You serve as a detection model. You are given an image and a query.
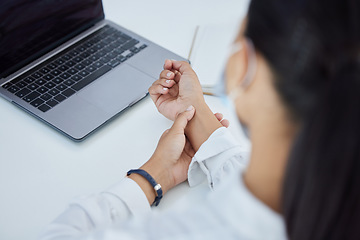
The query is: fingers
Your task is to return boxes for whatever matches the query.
[163,59,173,70]
[220,119,230,128]
[214,113,223,121]
[163,59,193,75]
[160,70,175,80]
[149,84,170,97]
[170,106,195,134]
[214,113,230,128]
[148,77,176,98]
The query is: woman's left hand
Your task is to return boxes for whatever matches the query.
[140,106,196,195]
[143,110,230,193]
[129,108,229,204]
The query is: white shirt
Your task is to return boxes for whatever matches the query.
[40,127,287,240]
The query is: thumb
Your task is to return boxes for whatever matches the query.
[170,106,195,134]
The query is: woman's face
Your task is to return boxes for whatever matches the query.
[224,31,292,136]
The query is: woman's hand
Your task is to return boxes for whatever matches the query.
[129,108,229,205]
[132,106,196,205]
[143,110,230,194]
[149,60,205,121]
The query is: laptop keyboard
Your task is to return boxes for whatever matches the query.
[2,25,147,113]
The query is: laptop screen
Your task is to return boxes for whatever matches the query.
[0,0,104,78]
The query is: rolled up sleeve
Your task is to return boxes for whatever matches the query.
[188,127,249,190]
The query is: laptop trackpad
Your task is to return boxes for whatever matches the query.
[77,64,152,114]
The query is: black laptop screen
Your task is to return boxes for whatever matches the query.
[0,0,104,78]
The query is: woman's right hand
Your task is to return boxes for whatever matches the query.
[148,60,205,121]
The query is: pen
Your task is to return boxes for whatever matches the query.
[202,85,217,96]
[188,26,199,61]
[187,26,219,97]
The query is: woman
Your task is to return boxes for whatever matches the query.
[41,0,360,239]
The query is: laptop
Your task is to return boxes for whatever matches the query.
[0,0,186,141]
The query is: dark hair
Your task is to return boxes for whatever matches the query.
[245,0,360,239]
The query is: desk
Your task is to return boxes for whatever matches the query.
[0,1,248,239]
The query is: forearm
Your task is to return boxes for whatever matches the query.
[185,101,223,152]
[40,178,151,240]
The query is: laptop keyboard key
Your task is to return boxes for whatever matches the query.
[72,65,111,91]
[54,94,66,103]
[117,55,127,62]
[64,80,75,86]
[38,104,51,112]
[79,70,90,77]
[35,79,46,85]
[120,33,131,40]
[46,99,59,107]
[40,93,52,101]
[80,52,90,58]
[23,92,40,102]
[59,65,69,71]
[71,75,82,81]
[49,89,60,96]
[15,88,31,98]
[62,54,72,61]
[51,69,62,76]
[44,82,56,89]
[40,68,50,74]
[126,52,134,58]
[31,72,43,79]
[76,45,87,52]
[90,55,99,61]
[95,50,106,58]
[2,82,12,89]
[44,74,54,81]
[30,98,44,108]
[73,56,83,63]
[56,84,67,91]
[8,86,20,93]
[121,39,139,51]
[68,50,80,57]
[86,66,96,72]
[92,61,104,68]
[24,77,35,83]
[28,83,39,90]
[75,64,86,70]
[53,78,64,84]
[60,72,71,79]
[55,59,65,65]
[67,68,78,75]
[109,60,120,67]
[47,63,58,69]
[37,86,48,94]
[130,47,140,53]
[62,88,75,97]
[16,81,28,88]
[66,60,76,67]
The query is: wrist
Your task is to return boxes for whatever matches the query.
[185,101,223,151]
[140,159,173,194]
[127,159,173,205]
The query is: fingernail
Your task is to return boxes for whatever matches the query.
[166,72,172,77]
[166,80,171,83]
[186,105,194,111]
[163,87,168,91]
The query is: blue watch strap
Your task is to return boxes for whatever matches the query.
[127,169,163,206]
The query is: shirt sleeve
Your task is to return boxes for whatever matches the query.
[188,127,250,190]
[39,177,151,240]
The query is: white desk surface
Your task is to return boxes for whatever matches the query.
[0,1,249,239]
